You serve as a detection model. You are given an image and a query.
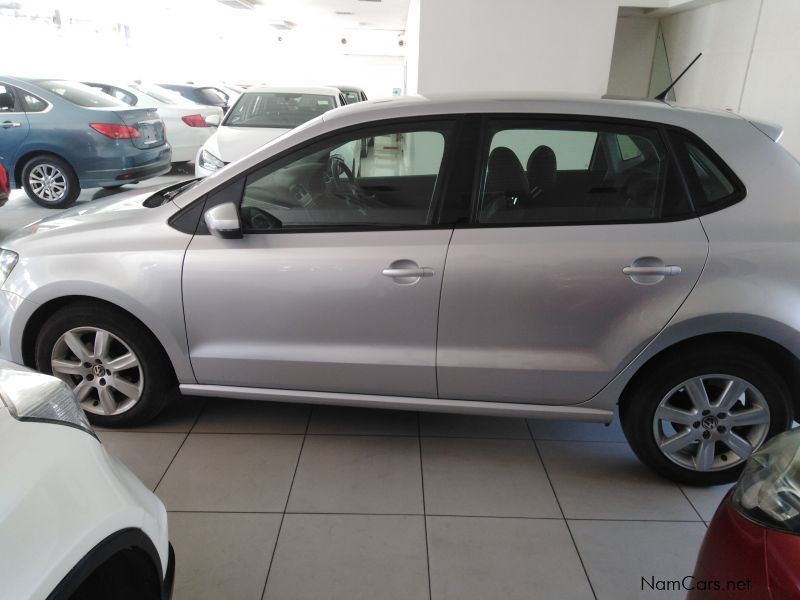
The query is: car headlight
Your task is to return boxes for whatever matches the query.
[732,428,800,533]
[0,368,96,438]
[199,149,224,172]
[0,249,18,284]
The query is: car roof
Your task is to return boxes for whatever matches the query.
[245,85,343,96]
[320,92,744,130]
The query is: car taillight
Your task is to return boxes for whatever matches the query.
[733,428,800,533]
[90,123,141,139]
[181,114,209,127]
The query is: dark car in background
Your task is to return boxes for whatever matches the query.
[157,83,232,113]
[0,77,171,208]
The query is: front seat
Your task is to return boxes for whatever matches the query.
[482,147,529,221]
[526,145,557,201]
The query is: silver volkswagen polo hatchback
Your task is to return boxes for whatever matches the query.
[1,95,797,485]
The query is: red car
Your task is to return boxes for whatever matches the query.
[0,162,8,206]
[690,429,800,599]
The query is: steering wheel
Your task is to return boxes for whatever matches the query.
[326,155,360,198]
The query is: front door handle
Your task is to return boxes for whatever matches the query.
[381,268,434,278]
[1,121,21,129]
[382,259,434,285]
[622,266,682,277]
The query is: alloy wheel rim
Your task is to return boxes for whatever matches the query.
[50,327,144,416]
[653,373,770,472]
[29,164,67,203]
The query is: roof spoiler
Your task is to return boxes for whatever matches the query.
[748,118,784,142]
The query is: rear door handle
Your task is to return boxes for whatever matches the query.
[622,266,682,277]
[382,268,434,278]
[1,121,22,129]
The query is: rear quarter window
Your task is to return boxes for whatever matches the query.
[671,132,744,213]
[34,80,126,108]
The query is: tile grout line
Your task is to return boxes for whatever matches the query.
[162,509,704,523]
[259,405,312,600]
[677,485,706,523]
[418,413,433,600]
[526,420,598,600]
[150,398,208,493]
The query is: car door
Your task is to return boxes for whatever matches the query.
[436,117,709,405]
[182,120,456,398]
[0,83,30,172]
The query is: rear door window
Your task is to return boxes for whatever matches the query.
[478,119,693,225]
[0,83,23,112]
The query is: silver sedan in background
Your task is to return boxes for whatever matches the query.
[0,94,798,486]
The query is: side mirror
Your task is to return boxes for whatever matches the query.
[205,114,221,128]
[204,202,242,239]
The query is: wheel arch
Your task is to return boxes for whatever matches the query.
[620,331,800,420]
[46,528,164,600]
[22,295,178,387]
[13,150,78,189]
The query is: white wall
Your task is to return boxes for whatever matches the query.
[658,0,800,158]
[415,0,622,96]
[660,0,761,110]
[606,17,659,97]
[739,0,800,159]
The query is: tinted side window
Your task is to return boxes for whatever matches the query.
[0,84,22,112]
[240,125,451,230]
[478,121,692,225]
[673,134,741,211]
[20,90,48,112]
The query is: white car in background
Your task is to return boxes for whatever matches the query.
[0,360,174,600]
[83,80,223,164]
[195,85,344,176]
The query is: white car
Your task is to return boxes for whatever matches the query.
[0,360,174,599]
[195,85,344,177]
[83,80,224,164]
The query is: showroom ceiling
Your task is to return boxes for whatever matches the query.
[216,0,410,31]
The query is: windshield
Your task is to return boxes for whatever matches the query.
[130,83,182,105]
[223,92,337,129]
[34,80,126,108]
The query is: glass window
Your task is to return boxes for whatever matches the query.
[479,122,691,225]
[240,127,449,230]
[130,83,181,105]
[0,84,22,112]
[224,92,338,129]
[33,80,126,108]
[20,91,47,112]
[617,134,643,161]
[196,87,228,105]
[684,140,737,208]
[342,91,361,104]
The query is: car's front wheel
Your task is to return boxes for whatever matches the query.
[620,346,792,486]
[21,155,80,209]
[35,304,171,427]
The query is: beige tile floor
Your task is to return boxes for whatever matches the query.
[97,396,730,600]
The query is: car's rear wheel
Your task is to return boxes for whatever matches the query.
[35,304,171,427]
[22,155,80,209]
[620,346,792,486]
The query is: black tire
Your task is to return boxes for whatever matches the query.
[21,154,80,209]
[620,345,792,486]
[35,303,173,428]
